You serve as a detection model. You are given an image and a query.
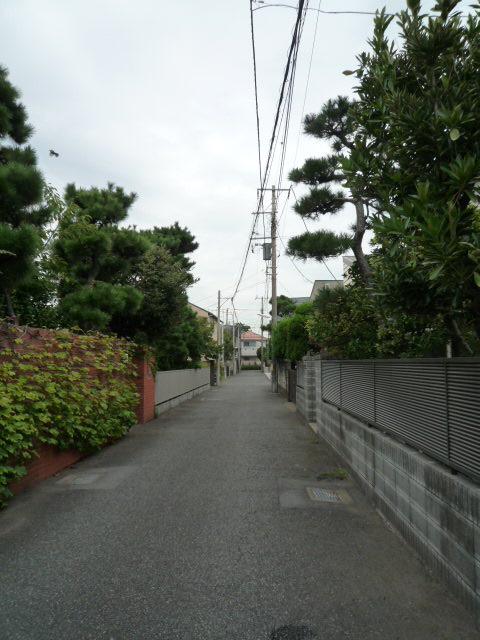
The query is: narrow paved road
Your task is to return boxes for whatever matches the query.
[1,372,477,639]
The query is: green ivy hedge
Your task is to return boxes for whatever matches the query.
[0,327,139,505]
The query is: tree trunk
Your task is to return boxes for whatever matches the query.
[446,316,474,357]
[4,289,18,324]
[352,200,372,284]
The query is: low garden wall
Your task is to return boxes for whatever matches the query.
[293,355,480,620]
[0,324,152,504]
[155,367,211,415]
[295,356,319,425]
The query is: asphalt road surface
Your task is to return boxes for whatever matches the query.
[0,372,477,639]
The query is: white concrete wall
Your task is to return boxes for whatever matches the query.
[155,368,210,415]
[241,343,260,357]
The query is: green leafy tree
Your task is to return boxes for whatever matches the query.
[53,183,147,331]
[275,294,296,318]
[0,66,52,320]
[271,302,313,362]
[139,222,198,283]
[307,286,377,359]
[263,295,296,333]
[111,244,192,346]
[223,330,234,361]
[345,0,480,352]
[288,97,372,282]
[155,306,218,370]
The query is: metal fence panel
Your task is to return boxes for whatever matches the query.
[447,361,480,479]
[322,361,341,406]
[319,358,480,481]
[374,361,449,462]
[340,360,375,423]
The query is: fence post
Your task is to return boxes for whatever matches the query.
[134,356,155,424]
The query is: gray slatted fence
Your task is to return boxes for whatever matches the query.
[321,359,480,481]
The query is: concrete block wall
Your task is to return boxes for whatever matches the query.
[155,368,211,416]
[295,357,317,424]
[317,399,480,618]
[276,360,289,398]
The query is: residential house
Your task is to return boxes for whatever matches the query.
[342,255,355,285]
[240,331,266,366]
[189,302,220,343]
[308,278,342,302]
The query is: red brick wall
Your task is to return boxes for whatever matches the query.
[0,325,154,424]
[1,324,155,497]
[9,445,84,495]
[135,358,155,423]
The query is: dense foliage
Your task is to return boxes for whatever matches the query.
[271,302,313,362]
[0,327,138,505]
[0,66,52,320]
[282,1,480,360]
[0,65,216,371]
[343,0,480,354]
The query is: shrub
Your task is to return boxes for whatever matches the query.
[0,326,139,505]
[271,302,314,362]
[307,286,377,359]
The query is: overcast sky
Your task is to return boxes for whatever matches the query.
[1,0,455,331]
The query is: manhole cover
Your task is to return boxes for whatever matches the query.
[306,487,343,503]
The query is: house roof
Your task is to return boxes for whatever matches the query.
[309,279,342,301]
[189,302,218,322]
[241,331,265,341]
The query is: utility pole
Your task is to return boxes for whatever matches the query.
[238,317,242,373]
[260,296,265,373]
[271,184,278,392]
[217,290,221,385]
[232,311,236,375]
[225,308,229,377]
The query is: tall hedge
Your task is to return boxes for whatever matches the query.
[0,326,139,505]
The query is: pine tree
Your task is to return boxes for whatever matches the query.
[287,97,371,282]
[54,183,147,330]
[0,66,50,320]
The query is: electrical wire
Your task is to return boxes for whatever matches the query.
[250,0,263,188]
[231,0,307,301]
[290,187,341,282]
[276,6,307,191]
[293,0,322,167]
[252,3,381,16]
[279,235,313,283]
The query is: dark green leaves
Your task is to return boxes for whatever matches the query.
[287,230,352,261]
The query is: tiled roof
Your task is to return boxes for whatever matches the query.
[241,331,264,341]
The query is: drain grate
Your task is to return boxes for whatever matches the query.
[306,487,343,503]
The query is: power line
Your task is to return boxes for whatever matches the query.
[252,3,380,16]
[231,0,307,301]
[262,0,308,190]
[288,186,341,283]
[279,234,314,283]
[250,0,263,188]
[293,0,322,166]
[279,2,320,236]
[276,4,308,191]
